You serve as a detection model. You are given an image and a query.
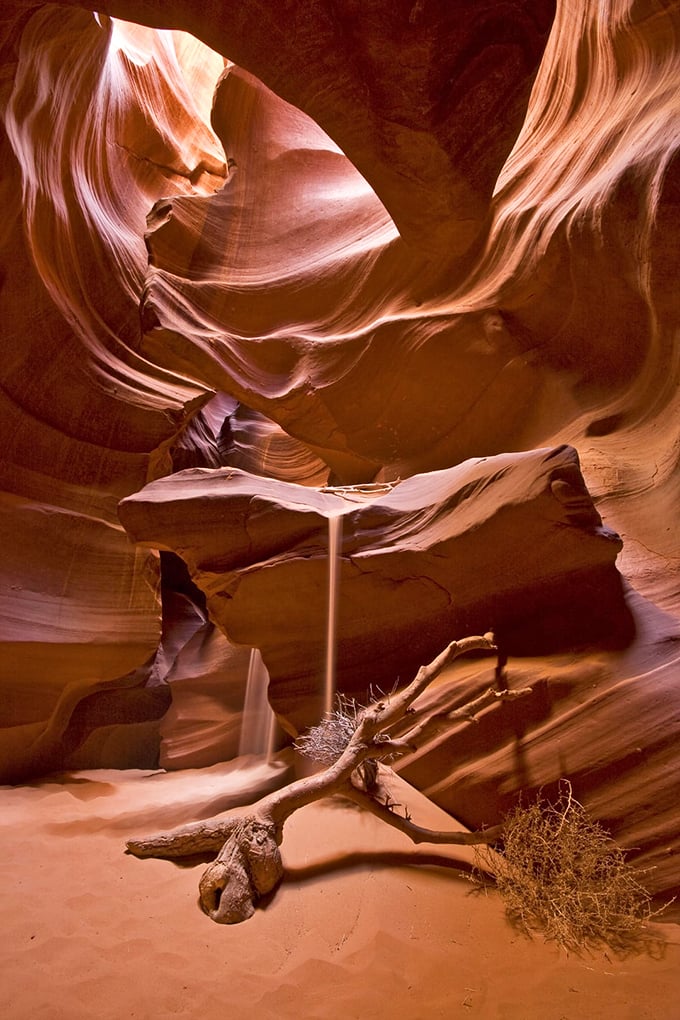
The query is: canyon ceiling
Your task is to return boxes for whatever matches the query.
[1,1,679,900]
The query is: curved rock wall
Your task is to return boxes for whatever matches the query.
[0,0,678,898]
[0,7,221,777]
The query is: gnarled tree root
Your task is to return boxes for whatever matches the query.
[198,816,283,923]
[127,814,284,924]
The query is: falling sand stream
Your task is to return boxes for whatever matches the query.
[320,482,397,720]
[236,483,397,757]
[324,512,343,717]
[239,647,278,760]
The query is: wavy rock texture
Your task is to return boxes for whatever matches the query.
[0,8,222,778]
[0,0,679,901]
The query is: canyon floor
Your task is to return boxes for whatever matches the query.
[2,761,678,1020]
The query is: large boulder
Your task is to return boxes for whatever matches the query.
[119,444,632,732]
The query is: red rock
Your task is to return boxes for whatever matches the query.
[0,0,678,906]
[119,445,632,732]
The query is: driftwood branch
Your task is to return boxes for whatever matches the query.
[399,683,534,746]
[126,634,530,924]
[344,764,503,846]
[126,819,238,859]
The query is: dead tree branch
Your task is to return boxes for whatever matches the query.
[126,633,530,923]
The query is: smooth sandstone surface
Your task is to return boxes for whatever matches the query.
[0,0,679,977]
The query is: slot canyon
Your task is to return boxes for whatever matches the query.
[1,1,679,1016]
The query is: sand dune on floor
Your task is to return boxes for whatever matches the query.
[1,766,678,1020]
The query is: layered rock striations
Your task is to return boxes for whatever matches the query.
[0,0,679,899]
[0,8,223,778]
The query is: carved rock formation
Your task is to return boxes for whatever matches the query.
[0,0,678,900]
[119,444,631,732]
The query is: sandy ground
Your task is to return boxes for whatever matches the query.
[1,762,678,1020]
